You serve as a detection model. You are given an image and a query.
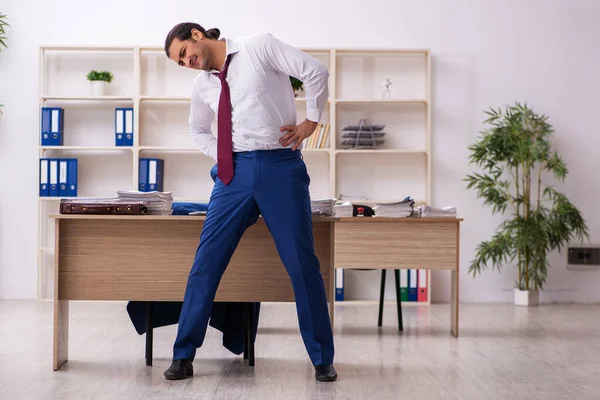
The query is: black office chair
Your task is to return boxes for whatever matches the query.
[377,269,403,331]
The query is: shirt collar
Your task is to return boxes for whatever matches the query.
[208,37,239,74]
[224,37,240,57]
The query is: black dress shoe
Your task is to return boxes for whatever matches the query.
[164,359,193,380]
[315,365,337,382]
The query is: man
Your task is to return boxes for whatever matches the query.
[162,22,337,382]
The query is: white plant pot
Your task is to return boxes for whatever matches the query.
[514,288,539,307]
[90,81,107,96]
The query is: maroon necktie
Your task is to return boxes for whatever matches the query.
[215,54,234,184]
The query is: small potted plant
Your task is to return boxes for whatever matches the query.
[290,76,304,97]
[86,70,113,96]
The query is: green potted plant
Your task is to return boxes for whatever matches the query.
[86,70,113,96]
[465,102,589,306]
[290,76,303,97]
[0,11,9,114]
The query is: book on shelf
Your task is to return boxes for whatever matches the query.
[305,123,330,149]
[40,106,135,147]
[39,158,78,197]
[41,107,64,146]
[398,269,429,303]
[115,108,134,146]
[139,158,164,192]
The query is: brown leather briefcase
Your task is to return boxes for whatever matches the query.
[60,200,148,215]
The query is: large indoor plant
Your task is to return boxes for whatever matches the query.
[465,102,589,306]
[0,11,9,114]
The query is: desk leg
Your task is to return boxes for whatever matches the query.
[451,271,459,337]
[53,220,69,371]
[145,302,153,366]
[248,303,255,367]
[378,270,386,327]
[243,309,249,360]
[394,270,403,331]
[53,300,69,370]
[329,223,335,332]
[451,224,460,337]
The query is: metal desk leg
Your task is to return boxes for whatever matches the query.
[243,305,249,360]
[378,269,386,327]
[145,302,153,366]
[394,269,403,331]
[248,303,255,367]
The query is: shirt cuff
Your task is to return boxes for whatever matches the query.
[208,146,218,162]
[305,107,321,123]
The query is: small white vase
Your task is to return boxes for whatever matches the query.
[514,288,539,307]
[90,81,107,96]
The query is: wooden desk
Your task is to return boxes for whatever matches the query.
[334,217,462,337]
[50,214,337,371]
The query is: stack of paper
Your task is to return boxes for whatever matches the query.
[116,190,174,215]
[373,197,415,218]
[311,198,336,216]
[419,205,457,218]
[334,201,353,217]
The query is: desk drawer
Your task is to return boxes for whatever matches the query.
[334,219,459,270]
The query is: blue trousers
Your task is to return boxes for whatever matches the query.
[173,148,335,366]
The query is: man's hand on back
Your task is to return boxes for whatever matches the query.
[279,119,318,151]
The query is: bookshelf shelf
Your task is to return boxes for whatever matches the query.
[140,96,191,102]
[295,97,332,104]
[40,45,135,52]
[40,146,133,151]
[335,99,427,105]
[41,96,135,101]
[335,149,426,155]
[139,146,199,152]
[37,45,432,304]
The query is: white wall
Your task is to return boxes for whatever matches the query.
[1,0,599,302]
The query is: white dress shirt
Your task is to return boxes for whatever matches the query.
[189,33,329,160]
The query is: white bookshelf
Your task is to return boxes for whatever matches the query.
[37,45,432,304]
